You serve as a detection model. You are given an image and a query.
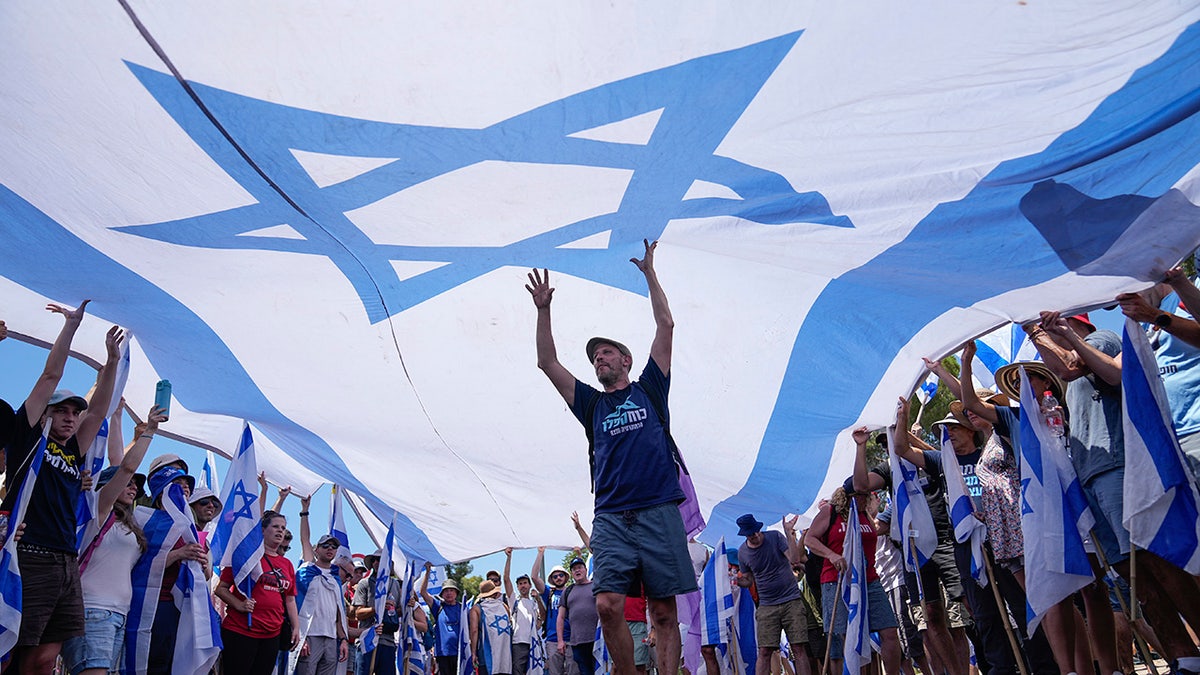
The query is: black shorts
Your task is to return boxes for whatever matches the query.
[16,546,85,646]
[914,538,964,604]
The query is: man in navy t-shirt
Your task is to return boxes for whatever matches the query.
[526,239,697,675]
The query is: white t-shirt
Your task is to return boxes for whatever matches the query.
[298,562,345,639]
[511,594,538,644]
[81,519,142,613]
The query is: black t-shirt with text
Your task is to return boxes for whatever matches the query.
[1,404,82,552]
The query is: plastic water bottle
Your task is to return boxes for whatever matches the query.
[1041,391,1065,437]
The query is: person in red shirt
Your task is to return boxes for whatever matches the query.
[216,510,301,675]
[805,486,900,675]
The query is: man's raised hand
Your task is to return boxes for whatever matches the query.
[629,239,658,274]
[851,426,871,446]
[525,268,554,309]
[104,326,125,361]
[46,299,90,324]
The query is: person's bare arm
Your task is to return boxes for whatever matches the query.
[803,503,842,571]
[1119,290,1200,349]
[1025,317,1086,381]
[1041,312,1122,386]
[271,486,292,514]
[96,405,166,522]
[503,547,515,599]
[571,511,590,549]
[107,399,126,466]
[921,356,962,402]
[420,562,436,607]
[893,398,926,468]
[1166,267,1200,317]
[531,546,547,594]
[631,240,674,376]
[851,426,887,493]
[258,472,269,516]
[526,269,576,406]
[77,326,124,449]
[781,515,807,566]
[299,493,314,563]
[556,601,567,653]
[24,301,90,427]
[469,606,481,658]
[957,342,998,424]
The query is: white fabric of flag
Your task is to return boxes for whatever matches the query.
[940,427,988,586]
[732,586,757,675]
[0,423,50,656]
[163,483,223,675]
[75,336,131,553]
[459,597,475,675]
[699,538,735,646]
[1017,368,1095,633]
[209,423,264,603]
[889,429,937,573]
[1121,318,1200,574]
[329,484,354,565]
[841,498,871,675]
[3,3,1200,559]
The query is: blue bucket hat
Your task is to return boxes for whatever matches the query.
[736,513,763,537]
[148,466,195,501]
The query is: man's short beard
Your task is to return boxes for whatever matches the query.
[597,368,619,388]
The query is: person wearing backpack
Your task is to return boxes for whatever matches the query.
[527,239,697,675]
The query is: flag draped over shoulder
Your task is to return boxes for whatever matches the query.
[888,428,937,573]
[75,337,131,553]
[940,427,988,586]
[210,423,264,608]
[841,498,870,675]
[1121,318,1200,574]
[699,538,734,647]
[126,483,220,674]
[0,423,50,656]
[1018,368,1095,632]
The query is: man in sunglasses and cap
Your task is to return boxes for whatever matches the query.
[295,531,351,675]
[526,239,696,675]
[532,547,578,675]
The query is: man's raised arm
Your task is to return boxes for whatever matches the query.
[631,239,674,376]
[527,268,576,406]
[77,326,124,449]
[24,300,90,427]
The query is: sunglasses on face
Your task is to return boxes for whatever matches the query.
[194,498,219,508]
[318,541,340,549]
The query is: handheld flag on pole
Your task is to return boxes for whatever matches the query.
[164,484,223,675]
[209,423,264,622]
[888,428,937,572]
[75,337,131,552]
[940,427,988,586]
[0,423,50,656]
[916,373,939,406]
[1018,367,1095,632]
[842,498,871,675]
[592,622,609,675]
[364,513,399,655]
[699,538,735,647]
[329,484,354,565]
[1121,318,1200,574]
[424,564,444,597]
[200,449,221,494]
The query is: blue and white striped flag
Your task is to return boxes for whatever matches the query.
[1121,318,1200,574]
[0,423,50,656]
[364,512,399,655]
[1018,367,1095,633]
[126,483,221,674]
[592,621,609,675]
[842,498,870,675]
[699,538,734,646]
[888,428,937,573]
[404,593,429,675]
[731,586,757,675]
[209,423,264,612]
[940,427,988,586]
[916,373,939,406]
[459,596,475,675]
[329,484,354,565]
[424,564,444,597]
[75,337,131,552]
[528,618,547,675]
[200,449,221,494]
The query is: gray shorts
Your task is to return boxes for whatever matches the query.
[756,597,808,649]
[590,502,698,598]
[821,579,898,658]
[1083,467,1130,565]
[629,621,652,666]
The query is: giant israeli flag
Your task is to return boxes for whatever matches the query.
[1018,369,1096,633]
[3,2,1200,560]
[1121,318,1200,574]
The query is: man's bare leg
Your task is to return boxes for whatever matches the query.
[598,592,636,675]
[649,597,682,675]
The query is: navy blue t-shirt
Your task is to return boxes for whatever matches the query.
[572,359,684,514]
[1,403,82,553]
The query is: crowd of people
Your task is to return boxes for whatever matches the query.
[2,244,1200,675]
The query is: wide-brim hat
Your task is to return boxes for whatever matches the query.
[147,453,189,477]
[478,580,502,599]
[97,466,147,500]
[736,513,764,537]
[188,486,221,507]
[995,361,1065,402]
[47,389,88,411]
[976,389,1011,407]
[148,466,195,501]
[548,565,568,578]
[586,337,631,362]
[440,579,460,594]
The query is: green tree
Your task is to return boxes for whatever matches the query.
[560,548,589,571]
[445,561,481,599]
